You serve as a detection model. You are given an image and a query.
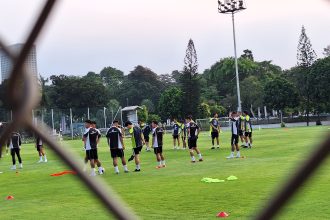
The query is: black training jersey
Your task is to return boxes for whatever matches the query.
[83,127,99,150]
[106,126,123,149]
[8,132,22,149]
[152,127,164,147]
[173,123,180,135]
[131,126,143,148]
[210,118,219,132]
[230,118,239,135]
[142,124,151,137]
[188,122,199,139]
[96,128,102,139]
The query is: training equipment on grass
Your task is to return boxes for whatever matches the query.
[216,211,229,218]
[50,170,77,176]
[201,177,225,183]
[226,175,238,181]
[6,195,14,200]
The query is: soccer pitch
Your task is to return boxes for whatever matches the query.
[1,126,329,220]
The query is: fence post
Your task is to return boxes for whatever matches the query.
[103,107,107,128]
[87,107,90,119]
[111,108,114,124]
[51,109,54,134]
[120,107,123,127]
[70,108,73,140]
[32,109,35,124]
[41,108,44,124]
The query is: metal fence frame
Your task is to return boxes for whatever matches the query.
[0,1,329,219]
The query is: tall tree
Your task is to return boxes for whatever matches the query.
[48,74,109,109]
[263,76,299,112]
[323,45,330,57]
[118,66,162,106]
[39,75,49,108]
[158,87,183,120]
[141,99,155,113]
[100,67,124,98]
[179,39,200,117]
[240,49,254,61]
[309,56,330,124]
[296,25,317,126]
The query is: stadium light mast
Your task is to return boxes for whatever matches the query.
[218,0,246,112]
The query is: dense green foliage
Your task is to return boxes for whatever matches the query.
[1,34,329,122]
[0,126,329,219]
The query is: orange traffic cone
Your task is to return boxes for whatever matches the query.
[6,195,14,200]
[217,211,229,218]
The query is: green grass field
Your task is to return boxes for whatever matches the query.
[1,126,329,220]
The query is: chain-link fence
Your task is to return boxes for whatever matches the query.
[1,107,122,139]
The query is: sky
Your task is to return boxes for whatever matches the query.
[0,0,330,78]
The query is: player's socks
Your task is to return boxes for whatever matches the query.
[90,169,96,176]
[11,164,16,170]
[191,156,196,162]
[19,163,23,169]
[161,160,166,167]
[38,156,43,163]
[114,166,119,174]
[236,151,241,158]
[198,154,203,161]
[44,155,47,162]
[123,165,129,173]
[226,152,234,159]
[136,164,141,170]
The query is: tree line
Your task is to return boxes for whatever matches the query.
[0,26,329,124]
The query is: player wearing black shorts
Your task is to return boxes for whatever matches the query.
[139,120,151,152]
[8,131,23,170]
[172,118,181,150]
[106,120,128,174]
[36,135,47,163]
[83,120,104,176]
[186,115,203,163]
[226,112,241,159]
[238,113,246,146]
[243,111,253,148]
[125,121,145,172]
[151,120,166,169]
[91,121,105,174]
[210,113,221,149]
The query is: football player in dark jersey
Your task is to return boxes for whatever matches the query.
[186,115,203,163]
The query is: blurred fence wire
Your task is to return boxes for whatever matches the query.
[0,0,329,220]
[0,1,138,219]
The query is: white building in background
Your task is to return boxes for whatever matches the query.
[0,43,38,83]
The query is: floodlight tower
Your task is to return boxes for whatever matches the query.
[218,0,246,112]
